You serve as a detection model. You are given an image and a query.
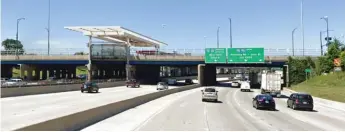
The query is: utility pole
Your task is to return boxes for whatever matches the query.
[301,0,305,56]
[321,16,330,45]
[47,0,51,55]
[16,18,25,42]
[217,27,220,48]
[320,31,323,56]
[292,27,298,56]
[229,18,232,48]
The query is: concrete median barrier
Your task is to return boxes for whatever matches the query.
[1,81,125,98]
[16,84,201,131]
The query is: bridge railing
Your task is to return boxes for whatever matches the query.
[1,48,322,57]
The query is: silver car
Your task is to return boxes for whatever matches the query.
[157,82,168,90]
[201,87,218,102]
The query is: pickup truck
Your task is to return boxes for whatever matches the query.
[126,79,140,88]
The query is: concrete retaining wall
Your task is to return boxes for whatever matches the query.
[1,81,125,98]
[16,84,201,131]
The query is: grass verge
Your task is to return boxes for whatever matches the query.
[291,72,345,103]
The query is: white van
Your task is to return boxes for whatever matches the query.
[240,81,251,92]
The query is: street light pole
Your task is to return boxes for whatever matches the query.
[320,31,323,56]
[204,36,207,48]
[217,27,220,48]
[292,27,298,56]
[320,30,334,56]
[301,0,305,56]
[47,0,51,55]
[321,16,330,45]
[229,18,232,48]
[16,18,25,41]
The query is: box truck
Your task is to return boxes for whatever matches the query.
[260,71,282,97]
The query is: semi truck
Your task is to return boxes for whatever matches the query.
[260,70,283,97]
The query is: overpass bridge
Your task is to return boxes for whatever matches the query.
[1,52,319,81]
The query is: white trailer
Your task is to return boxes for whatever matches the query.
[260,71,282,97]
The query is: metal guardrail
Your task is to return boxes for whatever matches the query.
[1,48,322,57]
[1,78,125,88]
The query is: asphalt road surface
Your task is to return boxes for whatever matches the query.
[83,83,345,131]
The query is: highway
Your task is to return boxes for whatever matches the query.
[1,78,227,131]
[82,82,345,131]
[1,84,181,131]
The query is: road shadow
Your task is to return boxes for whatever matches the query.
[216,83,241,89]
[258,108,279,111]
[275,94,290,99]
[295,109,318,112]
[204,100,223,103]
[85,91,101,94]
[240,90,254,92]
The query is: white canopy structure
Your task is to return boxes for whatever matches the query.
[64,26,167,48]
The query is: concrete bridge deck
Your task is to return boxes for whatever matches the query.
[1,55,316,62]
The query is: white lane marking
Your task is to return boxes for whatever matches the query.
[132,88,202,131]
[203,102,210,131]
[232,89,277,131]
[224,89,257,131]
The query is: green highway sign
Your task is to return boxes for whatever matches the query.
[205,48,227,63]
[305,68,312,73]
[227,48,265,63]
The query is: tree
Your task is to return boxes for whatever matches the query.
[74,52,85,55]
[1,39,24,55]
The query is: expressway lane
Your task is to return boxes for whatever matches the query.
[1,85,180,131]
[82,82,345,131]
[1,77,228,131]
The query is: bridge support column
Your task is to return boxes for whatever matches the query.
[56,69,61,79]
[198,64,216,86]
[21,64,37,80]
[42,70,47,80]
[48,69,54,78]
[135,65,160,84]
[71,68,77,79]
[1,65,13,79]
[61,69,67,79]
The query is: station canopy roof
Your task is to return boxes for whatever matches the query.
[64,26,167,48]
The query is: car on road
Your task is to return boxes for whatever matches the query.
[126,79,140,88]
[240,81,251,92]
[287,93,314,111]
[81,81,99,93]
[157,82,168,90]
[231,81,240,88]
[201,87,218,102]
[185,79,193,85]
[252,94,276,110]
[167,79,177,85]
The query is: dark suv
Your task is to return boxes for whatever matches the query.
[81,81,99,93]
[287,93,314,111]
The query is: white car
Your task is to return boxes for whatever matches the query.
[201,87,218,102]
[231,81,240,88]
[157,82,168,90]
[240,81,251,92]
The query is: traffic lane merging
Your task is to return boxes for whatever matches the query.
[1,85,180,131]
[272,90,345,131]
[281,89,345,120]
[82,87,204,131]
[237,89,322,131]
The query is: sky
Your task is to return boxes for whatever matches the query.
[1,0,345,53]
